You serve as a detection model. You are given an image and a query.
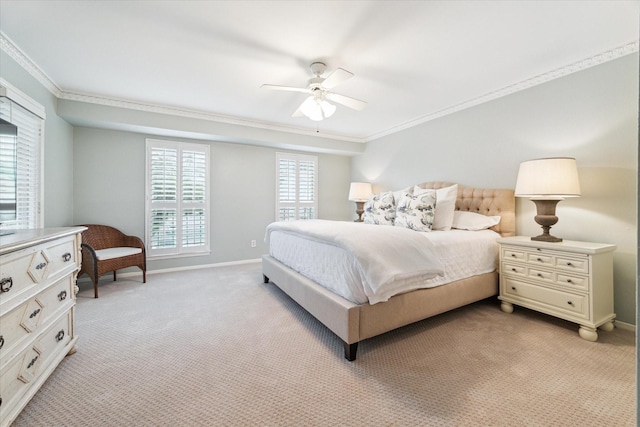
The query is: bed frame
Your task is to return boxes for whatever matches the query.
[262,182,515,361]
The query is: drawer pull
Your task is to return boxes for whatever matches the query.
[511,268,517,272]
[536,258,543,262]
[58,290,67,301]
[0,277,12,293]
[566,262,573,266]
[27,355,38,369]
[0,335,4,350]
[36,262,47,270]
[566,279,573,283]
[511,286,517,291]
[567,301,574,306]
[511,254,516,257]
[537,273,543,277]
[29,308,41,318]
[62,252,72,262]
[55,330,65,342]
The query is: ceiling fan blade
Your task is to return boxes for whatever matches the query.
[326,92,368,111]
[261,84,309,94]
[321,68,354,89]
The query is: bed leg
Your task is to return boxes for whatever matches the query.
[263,274,269,283]
[344,342,358,361]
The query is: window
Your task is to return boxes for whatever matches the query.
[145,139,210,258]
[0,83,44,231]
[275,152,317,221]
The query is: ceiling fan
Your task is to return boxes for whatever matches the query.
[261,62,367,121]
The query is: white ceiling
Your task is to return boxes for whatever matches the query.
[1,1,638,142]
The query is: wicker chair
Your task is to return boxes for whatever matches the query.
[78,224,147,298]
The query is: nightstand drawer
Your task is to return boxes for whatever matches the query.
[554,256,588,274]
[503,248,526,261]
[504,277,588,319]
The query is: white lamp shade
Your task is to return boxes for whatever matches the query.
[515,157,581,198]
[348,182,372,202]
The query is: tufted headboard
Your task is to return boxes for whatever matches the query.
[416,182,516,237]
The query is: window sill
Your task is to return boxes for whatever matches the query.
[147,251,211,261]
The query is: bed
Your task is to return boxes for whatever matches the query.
[262,182,515,360]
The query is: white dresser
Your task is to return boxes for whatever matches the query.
[0,227,85,427]
[497,236,616,342]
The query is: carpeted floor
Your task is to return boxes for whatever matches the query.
[12,263,636,426]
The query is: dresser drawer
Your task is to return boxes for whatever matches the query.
[0,276,75,369]
[41,236,78,280]
[0,249,41,307]
[0,310,73,419]
[503,277,588,319]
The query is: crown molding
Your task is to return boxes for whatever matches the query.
[57,91,366,143]
[0,32,62,97]
[2,29,637,144]
[366,40,640,141]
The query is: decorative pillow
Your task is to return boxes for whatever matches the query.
[392,186,413,205]
[394,190,436,232]
[414,184,458,231]
[363,191,396,225]
[452,211,501,231]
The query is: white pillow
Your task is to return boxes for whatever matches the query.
[452,211,501,231]
[394,190,436,232]
[414,184,458,231]
[363,191,396,225]
[392,186,413,205]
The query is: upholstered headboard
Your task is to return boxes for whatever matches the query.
[416,182,516,237]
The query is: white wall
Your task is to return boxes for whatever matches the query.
[351,54,638,325]
[72,126,352,272]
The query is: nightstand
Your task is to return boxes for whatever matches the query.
[497,236,616,341]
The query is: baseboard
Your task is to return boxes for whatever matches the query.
[614,320,636,332]
[76,258,262,283]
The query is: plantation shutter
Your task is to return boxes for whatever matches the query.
[146,139,209,257]
[275,152,317,221]
[0,96,43,230]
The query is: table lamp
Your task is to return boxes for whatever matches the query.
[348,182,372,222]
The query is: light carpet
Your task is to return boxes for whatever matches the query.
[13,263,636,426]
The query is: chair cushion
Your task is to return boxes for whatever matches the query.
[95,247,142,261]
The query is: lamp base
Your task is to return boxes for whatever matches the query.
[354,201,365,222]
[530,199,563,243]
[531,233,563,243]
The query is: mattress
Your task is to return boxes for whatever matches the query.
[268,228,500,305]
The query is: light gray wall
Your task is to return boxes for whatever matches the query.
[73,127,352,271]
[351,54,638,325]
[0,51,75,227]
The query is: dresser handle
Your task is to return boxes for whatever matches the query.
[29,308,41,319]
[0,277,12,293]
[58,290,67,301]
[511,253,516,257]
[62,252,72,262]
[55,330,65,342]
[35,262,47,270]
[511,286,517,291]
[567,279,573,283]
[537,273,543,277]
[536,258,542,262]
[27,355,38,369]
[0,335,4,350]
[567,301,574,306]
[566,262,573,266]
[511,268,517,272]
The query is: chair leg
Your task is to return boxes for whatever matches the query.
[143,270,146,283]
[94,278,99,298]
[113,271,117,281]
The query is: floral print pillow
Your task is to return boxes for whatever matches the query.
[363,191,396,225]
[394,190,437,232]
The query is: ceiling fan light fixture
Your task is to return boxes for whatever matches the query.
[300,96,335,121]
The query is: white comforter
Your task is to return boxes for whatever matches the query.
[265,220,445,304]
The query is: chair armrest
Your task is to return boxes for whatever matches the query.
[122,235,145,251]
